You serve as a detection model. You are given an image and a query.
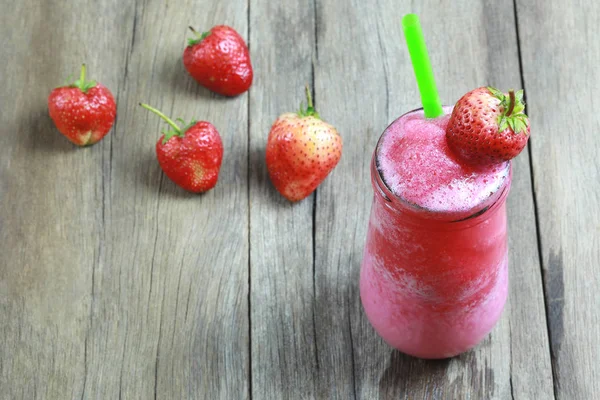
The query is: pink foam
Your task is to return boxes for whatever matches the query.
[377,108,509,217]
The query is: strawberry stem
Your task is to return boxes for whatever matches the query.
[298,85,320,119]
[80,64,86,85]
[505,89,516,117]
[70,63,97,93]
[491,87,529,135]
[306,85,314,109]
[140,103,182,136]
[188,26,211,46]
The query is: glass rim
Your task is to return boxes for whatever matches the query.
[371,107,512,225]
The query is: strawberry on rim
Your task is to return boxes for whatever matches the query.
[446,87,530,165]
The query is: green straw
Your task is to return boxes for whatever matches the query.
[402,14,443,118]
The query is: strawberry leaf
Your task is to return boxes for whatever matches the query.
[512,102,525,115]
[515,115,529,134]
[75,79,97,93]
[162,128,180,144]
[487,86,505,100]
[188,29,211,46]
[501,114,529,135]
[517,115,529,125]
[516,119,527,134]
[498,116,509,132]
[161,119,198,144]
[181,119,198,133]
[69,64,97,93]
[507,118,516,133]
[515,90,524,104]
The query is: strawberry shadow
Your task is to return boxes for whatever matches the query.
[377,334,495,395]
[378,350,453,396]
[247,145,294,207]
[24,109,77,154]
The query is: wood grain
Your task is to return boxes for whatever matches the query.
[248,1,318,398]
[0,0,135,398]
[516,0,600,398]
[313,0,554,398]
[0,0,250,399]
[85,0,250,398]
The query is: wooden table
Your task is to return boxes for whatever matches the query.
[1,0,598,398]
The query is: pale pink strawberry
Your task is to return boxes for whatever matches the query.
[266,86,342,202]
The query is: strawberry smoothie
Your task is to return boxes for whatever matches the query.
[360,107,511,359]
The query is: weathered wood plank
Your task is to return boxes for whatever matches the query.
[516,1,600,398]
[0,0,136,398]
[85,0,249,398]
[248,1,318,398]
[0,0,250,399]
[314,0,554,398]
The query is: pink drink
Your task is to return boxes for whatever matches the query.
[360,107,511,359]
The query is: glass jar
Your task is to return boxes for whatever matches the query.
[360,113,512,359]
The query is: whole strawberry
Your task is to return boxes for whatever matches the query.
[183,25,253,97]
[446,87,530,165]
[48,64,116,146]
[266,86,342,202]
[140,104,223,193]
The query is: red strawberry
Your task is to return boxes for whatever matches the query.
[140,103,223,193]
[266,86,342,202]
[446,87,530,165]
[48,64,116,146]
[183,25,253,97]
